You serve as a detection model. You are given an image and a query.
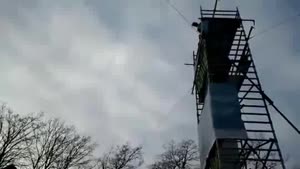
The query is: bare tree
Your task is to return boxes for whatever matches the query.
[97,143,143,169]
[149,139,199,169]
[24,118,96,169]
[97,151,112,169]
[55,134,96,169]
[0,106,41,168]
[148,161,176,169]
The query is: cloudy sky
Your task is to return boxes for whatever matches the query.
[0,0,299,168]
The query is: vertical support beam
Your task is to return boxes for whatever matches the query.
[262,142,275,168]
[212,0,218,18]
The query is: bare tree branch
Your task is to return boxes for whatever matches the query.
[149,139,199,169]
[97,143,143,169]
[0,106,41,169]
[24,118,96,169]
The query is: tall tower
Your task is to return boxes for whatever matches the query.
[191,7,286,169]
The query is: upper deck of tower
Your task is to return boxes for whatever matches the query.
[193,8,254,103]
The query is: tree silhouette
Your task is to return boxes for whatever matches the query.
[0,106,41,168]
[149,139,199,169]
[24,118,96,169]
[97,143,143,169]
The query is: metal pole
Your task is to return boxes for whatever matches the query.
[262,93,300,135]
[212,0,218,18]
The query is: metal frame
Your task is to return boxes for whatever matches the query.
[192,8,286,169]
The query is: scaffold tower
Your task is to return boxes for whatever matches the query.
[190,6,287,169]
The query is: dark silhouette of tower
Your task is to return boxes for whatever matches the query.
[190,6,287,169]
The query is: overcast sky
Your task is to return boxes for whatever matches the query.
[0,0,299,168]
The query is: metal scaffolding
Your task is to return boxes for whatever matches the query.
[191,7,286,169]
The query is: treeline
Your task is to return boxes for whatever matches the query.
[0,106,199,169]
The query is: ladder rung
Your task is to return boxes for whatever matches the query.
[201,13,238,16]
[242,105,265,108]
[241,84,254,86]
[229,54,251,57]
[241,112,268,116]
[244,158,282,162]
[243,121,270,124]
[222,148,278,152]
[230,60,250,63]
[246,129,274,133]
[240,83,258,87]
[201,9,238,12]
[246,77,257,80]
[231,44,246,46]
[239,90,260,93]
[230,49,245,51]
[228,72,255,75]
[238,97,263,100]
[234,34,245,37]
[233,39,247,41]
[219,158,282,162]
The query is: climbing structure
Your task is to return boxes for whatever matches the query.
[191,7,286,169]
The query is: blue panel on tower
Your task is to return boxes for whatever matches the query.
[198,83,247,169]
